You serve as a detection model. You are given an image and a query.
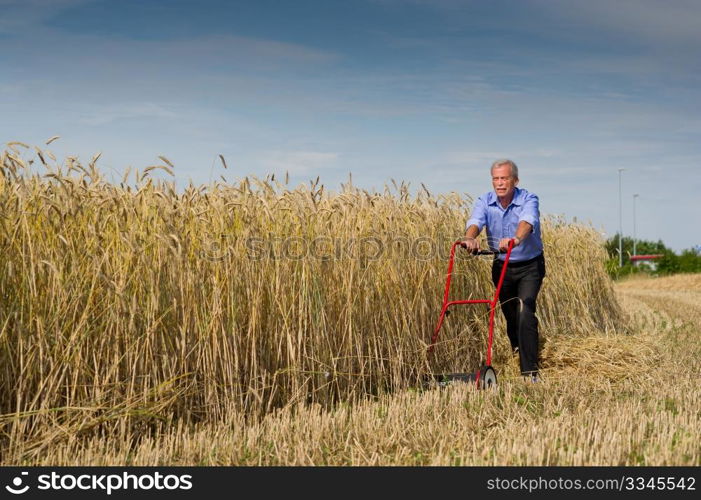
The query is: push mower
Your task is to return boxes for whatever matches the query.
[424,238,515,390]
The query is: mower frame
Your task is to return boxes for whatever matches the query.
[426,238,515,388]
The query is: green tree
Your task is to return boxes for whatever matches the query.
[604,234,669,265]
[604,235,701,277]
[678,248,701,273]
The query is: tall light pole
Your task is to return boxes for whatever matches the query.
[633,194,639,258]
[618,168,626,267]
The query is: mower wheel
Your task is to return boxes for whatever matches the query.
[478,365,497,389]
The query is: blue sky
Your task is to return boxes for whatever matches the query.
[2,0,700,251]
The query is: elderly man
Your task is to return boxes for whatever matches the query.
[461,159,545,381]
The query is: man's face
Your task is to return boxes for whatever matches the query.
[491,164,518,199]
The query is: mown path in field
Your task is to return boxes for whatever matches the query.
[5,274,701,465]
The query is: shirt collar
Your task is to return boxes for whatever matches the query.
[488,187,523,207]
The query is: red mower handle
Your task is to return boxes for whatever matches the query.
[458,241,508,255]
[428,238,516,365]
[469,249,506,255]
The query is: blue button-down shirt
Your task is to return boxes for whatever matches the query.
[465,187,543,262]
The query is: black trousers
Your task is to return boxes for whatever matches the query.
[491,254,546,376]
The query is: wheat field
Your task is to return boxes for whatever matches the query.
[0,143,697,465]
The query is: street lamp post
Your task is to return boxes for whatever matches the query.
[618,168,626,267]
[633,194,639,258]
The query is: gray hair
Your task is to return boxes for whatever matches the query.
[490,159,519,179]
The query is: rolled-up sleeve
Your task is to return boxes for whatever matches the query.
[519,192,540,228]
[466,196,488,231]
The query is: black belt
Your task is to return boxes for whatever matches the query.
[494,253,543,267]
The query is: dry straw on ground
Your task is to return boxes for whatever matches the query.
[3,143,695,465]
[13,273,700,466]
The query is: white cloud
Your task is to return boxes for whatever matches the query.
[260,151,339,175]
[79,102,178,126]
[536,0,701,49]
[377,0,701,50]
[0,0,91,34]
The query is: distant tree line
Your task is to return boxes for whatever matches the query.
[605,234,701,278]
